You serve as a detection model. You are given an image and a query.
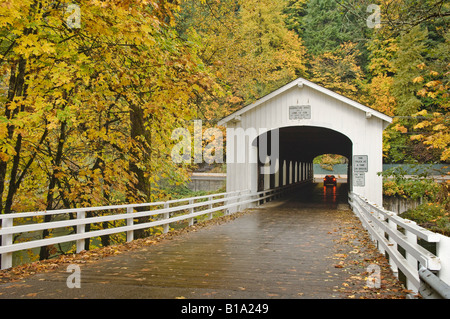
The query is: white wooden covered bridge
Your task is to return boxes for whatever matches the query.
[219,77,392,207]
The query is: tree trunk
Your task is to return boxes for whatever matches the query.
[0,58,28,215]
[39,121,67,261]
[129,103,152,239]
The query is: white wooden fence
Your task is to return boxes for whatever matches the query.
[0,185,298,270]
[349,192,450,295]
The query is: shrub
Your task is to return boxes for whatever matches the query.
[401,201,450,236]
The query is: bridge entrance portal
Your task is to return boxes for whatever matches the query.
[254,126,352,193]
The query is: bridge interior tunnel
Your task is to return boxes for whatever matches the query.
[255,126,353,194]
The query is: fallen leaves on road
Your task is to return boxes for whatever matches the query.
[0,210,251,284]
[0,207,412,300]
[331,209,409,299]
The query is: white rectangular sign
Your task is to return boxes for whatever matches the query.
[353,173,365,187]
[289,105,311,120]
[353,155,368,172]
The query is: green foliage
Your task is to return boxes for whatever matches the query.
[401,201,450,236]
[286,0,372,69]
[383,178,440,201]
[310,42,366,103]
[392,26,429,117]
[380,165,443,200]
[314,154,347,171]
[381,165,450,234]
[283,0,308,34]
[379,0,449,36]
[376,23,448,163]
[298,0,354,55]
[163,185,209,200]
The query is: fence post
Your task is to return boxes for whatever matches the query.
[387,216,399,276]
[188,199,194,226]
[208,196,213,220]
[76,211,85,253]
[437,234,450,286]
[376,208,386,255]
[163,203,170,234]
[405,226,419,290]
[1,216,13,270]
[127,207,134,242]
[377,207,387,255]
[225,193,230,215]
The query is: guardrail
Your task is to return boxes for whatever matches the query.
[419,267,450,299]
[0,182,305,270]
[349,192,450,298]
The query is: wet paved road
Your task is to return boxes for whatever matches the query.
[0,183,380,299]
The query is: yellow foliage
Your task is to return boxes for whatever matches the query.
[0,0,214,215]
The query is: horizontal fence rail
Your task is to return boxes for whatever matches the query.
[0,182,304,270]
[349,192,450,298]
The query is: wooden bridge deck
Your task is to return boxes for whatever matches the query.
[0,184,407,299]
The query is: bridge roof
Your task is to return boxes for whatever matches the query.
[218,77,393,126]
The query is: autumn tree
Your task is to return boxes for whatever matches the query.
[392,26,429,117]
[366,36,397,117]
[0,0,219,262]
[379,0,449,34]
[410,30,449,162]
[283,0,308,36]
[309,42,366,103]
[175,0,308,173]
[385,24,448,163]
[177,0,307,120]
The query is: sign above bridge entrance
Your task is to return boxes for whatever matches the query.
[289,105,311,120]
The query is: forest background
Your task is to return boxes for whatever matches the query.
[0,0,448,259]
